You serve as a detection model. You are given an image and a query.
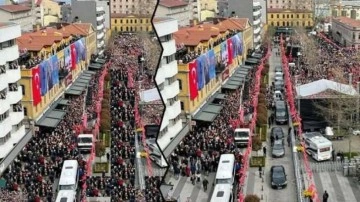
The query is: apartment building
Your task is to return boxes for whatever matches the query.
[157,0,191,27]
[110,0,154,15]
[0,22,29,173]
[0,4,35,32]
[332,16,360,48]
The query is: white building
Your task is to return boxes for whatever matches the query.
[96,6,106,54]
[153,17,183,151]
[330,1,360,20]
[157,0,192,27]
[0,5,35,32]
[0,22,26,167]
[253,1,262,49]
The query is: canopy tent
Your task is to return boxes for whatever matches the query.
[296,79,359,99]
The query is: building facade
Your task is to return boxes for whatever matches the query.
[157,0,192,27]
[34,0,62,26]
[175,18,253,115]
[110,0,154,15]
[331,16,360,48]
[330,1,360,20]
[267,0,313,10]
[267,9,314,28]
[153,17,183,152]
[227,0,262,49]
[70,0,106,54]
[0,22,27,165]
[17,23,96,121]
[110,14,152,33]
[0,5,35,32]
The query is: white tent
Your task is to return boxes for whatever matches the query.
[296,79,359,98]
[140,88,161,102]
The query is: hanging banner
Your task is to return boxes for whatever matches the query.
[189,60,198,100]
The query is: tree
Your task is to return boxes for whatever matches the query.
[100,117,111,133]
[245,194,260,202]
[252,135,262,153]
[95,141,106,162]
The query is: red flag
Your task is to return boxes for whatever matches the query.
[227,39,233,65]
[189,60,198,100]
[70,44,77,70]
[32,66,42,106]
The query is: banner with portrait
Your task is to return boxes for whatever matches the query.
[196,56,205,90]
[39,60,49,96]
[207,49,216,80]
[75,38,86,63]
[220,42,228,67]
[32,66,42,106]
[70,43,77,70]
[64,46,72,71]
[50,55,59,86]
[227,38,233,65]
[237,33,244,55]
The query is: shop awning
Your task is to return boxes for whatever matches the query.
[222,84,239,90]
[65,89,83,95]
[95,59,106,64]
[36,117,61,128]
[214,93,226,100]
[240,65,253,70]
[245,59,258,65]
[46,110,66,119]
[193,111,218,122]
[202,104,223,114]
[58,98,69,106]
[88,63,102,70]
[251,53,263,59]
[83,70,96,75]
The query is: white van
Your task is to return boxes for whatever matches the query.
[77,134,93,151]
[273,90,283,101]
[146,139,168,167]
[275,72,283,81]
[233,128,251,146]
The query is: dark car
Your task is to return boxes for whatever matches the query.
[275,101,288,124]
[274,80,284,91]
[271,127,285,140]
[271,165,287,189]
[272,140,285,158]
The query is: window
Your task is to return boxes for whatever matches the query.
[178,79,182,90]
[271,14,273,18]
[0,111,9,122]
[115,19,117,23]
[0,132,10,145]
[24,107,27,116]
[0,65,5,74]
[21,85,25,95]
[291,14,293,18]
[271,22,274,26]
[180,101,184,110]
[297,14,299,18]
[277,14,279,18]
[282,14,285,18]
[287,14,289,18]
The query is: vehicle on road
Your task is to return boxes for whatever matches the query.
[55,190,77,202]
[77,134,93,152]
[270,165,287,189]
[275,72,284,81]
[271,127,285,140]
[275,65,282,73]
[58,160,79,192]
[273,90,283,101]
[275,101,288,124]
[303,132,333,161]
[274,80,284,91]
[233,128,251,146]
[215,154,235,185]
[146,139,167,167]
[210,184,233,202]
[272,140,285,158]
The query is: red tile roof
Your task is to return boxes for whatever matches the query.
[159,0,188,8]
[0,5,31,13]
[333,16,360,28]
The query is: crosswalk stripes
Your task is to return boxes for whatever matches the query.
[301,161,343,173]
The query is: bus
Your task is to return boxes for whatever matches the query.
[215,154,235,185]
[58,160,79,191]
[303,132,333,161]
[210,184,234,202]
[233,128,251,146]
[146,139,167,167]
[55,190,77,202]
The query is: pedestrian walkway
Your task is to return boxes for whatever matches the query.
[165,172,215,202]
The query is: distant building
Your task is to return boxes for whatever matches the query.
[157,0,192,27]
[0,5,35,32]
[330,1,360,20]
[331,16,360,48]
[267,9,314,28]
[34,0,62,26]
[267,0,313,11]
[0,22,28,172]
[110,0,154,15]
[110,13,152,33]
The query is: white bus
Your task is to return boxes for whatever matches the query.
[303,132,333,161]
[58,160,79,191]
[146,139,167,167]
[77,134,93,151]
[55,190,77,202]
[215,154,235,185]
[210,184,234,202]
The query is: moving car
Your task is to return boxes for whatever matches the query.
[270,165,287,189]
[275,65,282,73]
[274,81,284,91]
[275,101,288,124]
[273,90,283,101]
[271,127,285,140]
[272,140,285,158]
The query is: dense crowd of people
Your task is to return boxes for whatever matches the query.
[144,176,163,202]
[288,33,360,87]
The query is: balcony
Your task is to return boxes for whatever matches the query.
[254,27,261,35]
[10,110,24,126]
[254,35,261,43]
[0,45,19,65]
[97,32,105,40]
[7,65,21,84]
[165,100,181,120]
[164,80,180,101]
[155,65,166,87]
[253,1,260,7]
[0,98,10,115]
[7,87,22,105]
[164,60,178,79]
[97,40,105,48]
[97,23,104,31]
[253,18,261,26]
[0,117,12,138]
[253,10,261,17]
[96,15,104,22]
[162,39,176,57]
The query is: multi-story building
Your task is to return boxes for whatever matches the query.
[185,0,200,21]
[228,0,262,49]
[175,18,253,116]
[217,0,228,17]
[330,1,360,20]
[331,16,360,48]
[267,0,313,10]
[34,0,62,26]
[0,5,35,32]
[111,13,152,33]
[0,22,29,172]
[70,0,106,54]
[110,0,154,15]
[157,0,192,27]
[17,23,96,122]
[267,9,314,28]
[153,17,184,157]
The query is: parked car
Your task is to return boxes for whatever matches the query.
[270,165,287,189]
[274,80,284,91]
[275,65,283,73]
[272,140,285,158]
[273,90,284,101]
[271,127,285,140]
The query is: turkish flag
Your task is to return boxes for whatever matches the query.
[32,66,42,106]
[70,44,77,70]
[189,60,198,100]
[227,39,233,65]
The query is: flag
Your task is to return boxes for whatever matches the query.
[70,43,77,70]
[32,66,42,106]
[227,39,233,65]
[189,60,198,100]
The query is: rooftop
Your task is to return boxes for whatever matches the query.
[174,18,248,46]
[333,16,360,28]
[153,17,176,23]
[0,22,18,29]
[110,13,152,18]
[267,8,313,13]
[0,5,31,13]
[159,0,188,8]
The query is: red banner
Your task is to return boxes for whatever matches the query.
[32,66,42,106]
[70,44,77,70]
[189,60,198,100]
[227,38,233,65]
